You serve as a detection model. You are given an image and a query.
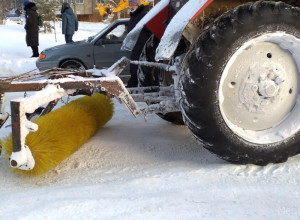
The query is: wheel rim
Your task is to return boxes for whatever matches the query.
[219,32,300,144]
[61,61,85,71]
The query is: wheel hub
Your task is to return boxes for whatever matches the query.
[239,62,286,115]
[258,80,277,98]
[219,33,300,143]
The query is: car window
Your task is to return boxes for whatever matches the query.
[87,24,111,43]
[104,24,127,42]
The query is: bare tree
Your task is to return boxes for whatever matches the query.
[72,0,77,17]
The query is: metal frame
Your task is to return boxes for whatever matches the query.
[0,57,180,170]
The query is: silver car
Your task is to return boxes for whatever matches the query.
[5,14,23,25]
[36,19,130,76]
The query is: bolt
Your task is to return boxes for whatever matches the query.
[259,80,277,98]
[265,85,276,96]
[275,76,284,85]
[10,160,17,167]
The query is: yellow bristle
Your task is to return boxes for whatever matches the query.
[1,94,114,176]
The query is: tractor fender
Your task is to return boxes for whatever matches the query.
[122,0,213,59]
[155,0,213,60]
[121,0,170,51]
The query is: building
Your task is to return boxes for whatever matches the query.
[60,0,130,22]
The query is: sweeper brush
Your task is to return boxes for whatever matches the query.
[1,94,114,176]
[0,57,172,174]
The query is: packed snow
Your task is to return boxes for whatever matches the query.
[0,21,300,220]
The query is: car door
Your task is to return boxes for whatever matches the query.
[93,22,131,75]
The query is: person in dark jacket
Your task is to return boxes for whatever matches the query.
[61,3,78,43]
[24,1,39,57]
[126,0,150,88]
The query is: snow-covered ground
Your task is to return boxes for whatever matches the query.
[1,21,300,220]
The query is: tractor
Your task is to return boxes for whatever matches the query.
[122,0,300,165]
[1,0,300,174]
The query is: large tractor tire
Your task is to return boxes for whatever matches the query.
[139,35,184,124]
[180,1,300,165]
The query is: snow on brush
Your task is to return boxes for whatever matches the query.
[0,22,300,219]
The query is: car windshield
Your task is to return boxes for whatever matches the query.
[87,24,112,43]
[108,25,126,38]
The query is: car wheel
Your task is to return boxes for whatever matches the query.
[181,1,300,165]
[60,60,86,71]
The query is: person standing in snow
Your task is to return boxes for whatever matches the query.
[23,0,39,57]
[126,0,150,88]
[61,3,78,44]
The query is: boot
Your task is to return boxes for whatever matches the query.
[31,46,39,57]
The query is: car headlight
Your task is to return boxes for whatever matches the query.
[39,53,46,60]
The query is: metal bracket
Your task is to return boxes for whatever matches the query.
[0,56,183,171]
[10,85,69,170]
